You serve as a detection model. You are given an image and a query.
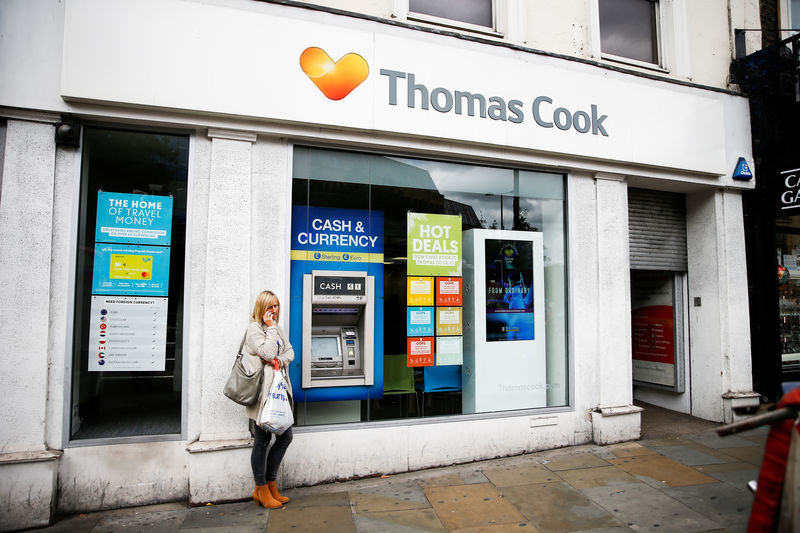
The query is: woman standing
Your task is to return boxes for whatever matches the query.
[242,290,294,509]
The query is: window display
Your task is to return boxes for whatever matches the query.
[71,127,188,440]
[291,147,567,424]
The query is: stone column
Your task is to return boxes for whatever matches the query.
[590,174,641,443]
[686,189,757,423]
[0,112,62,530]
[197,128,258,442]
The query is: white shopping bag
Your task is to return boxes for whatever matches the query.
[259,369,294,435]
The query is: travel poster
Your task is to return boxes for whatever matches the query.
[95,192,173,245]
[485,239,534,341]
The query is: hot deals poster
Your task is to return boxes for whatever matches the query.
[485,239,534,342]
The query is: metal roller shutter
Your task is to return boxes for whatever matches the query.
[628,188,687,271]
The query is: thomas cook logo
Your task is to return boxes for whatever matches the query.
[300,47,369,100]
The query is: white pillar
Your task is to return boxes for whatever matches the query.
[0,114,62,530]
[197,128,258,442]
[686,189,756,423]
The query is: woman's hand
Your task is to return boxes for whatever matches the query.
[263,309,275,327]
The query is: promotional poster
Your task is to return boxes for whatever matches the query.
[484,239,535,341]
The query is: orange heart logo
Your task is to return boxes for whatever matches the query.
[299,47,369,101]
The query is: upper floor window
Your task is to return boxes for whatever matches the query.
[409,0,493,29]
[599,0,660,66]
[781,0,800,37]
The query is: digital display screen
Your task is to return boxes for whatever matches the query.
[311,336,340,359]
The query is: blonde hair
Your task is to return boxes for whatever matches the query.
[251,290,280,325]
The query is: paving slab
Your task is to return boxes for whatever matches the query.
[425,483,527,530]
[500,481,621,533]
[581,483,722,533]
[601,442,660,458]
[648,445,729,466]
[716,446,765,466]
[686,431,759,449]
[354,508,446,532]
[540,452,611,471]
[608,454,718,487]
[282,490,350,509]
[417,473,465,489]
[350,478,431,512]
[555,465,642,489]
[664,482,752,533]
[482,463,559,487]
[449,523,542,533]
[266,504,355,533]
[695,461,759,491]
[181,502,267,532]
[458,468,491,485]
[91,507,187,533]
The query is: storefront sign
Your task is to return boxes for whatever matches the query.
[62,0,748,176]
[88,296,168,372]
[779,166,800,212]
[407,213,462,276]
[485,239,535,342]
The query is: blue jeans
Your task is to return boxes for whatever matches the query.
[250,420,293,484]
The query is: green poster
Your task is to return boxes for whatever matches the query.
[407,213,462,276]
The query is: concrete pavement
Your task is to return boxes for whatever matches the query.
[28,408,767,533]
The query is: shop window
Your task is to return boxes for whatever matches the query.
[69,127,189,441]
[599,0,660,66]
[777,218,800,374]
[408,0,493,29]
[290,147,568,425]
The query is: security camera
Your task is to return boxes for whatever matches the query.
[55,122,81,146]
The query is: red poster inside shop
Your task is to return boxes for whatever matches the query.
[631,305,675,364]
[436,277,463,306]
[407,337,434,367]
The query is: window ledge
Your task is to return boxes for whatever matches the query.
[601,53,669,74]
[406,13,502,38]
[0,449,62,465]
[186,438,253,453]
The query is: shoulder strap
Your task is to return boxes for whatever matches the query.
[238,331,247,355]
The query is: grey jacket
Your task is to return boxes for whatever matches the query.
[241,320,294,422]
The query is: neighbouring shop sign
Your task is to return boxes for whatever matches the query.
[779,166,800,213]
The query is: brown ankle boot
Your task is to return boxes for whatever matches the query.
[267,481,290,503]
[253,484,282,509]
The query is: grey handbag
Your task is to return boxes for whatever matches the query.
[223,333,263,406]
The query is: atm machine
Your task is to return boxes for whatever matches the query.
[302,270,374,389]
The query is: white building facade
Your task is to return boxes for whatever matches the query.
[0,0,761,529]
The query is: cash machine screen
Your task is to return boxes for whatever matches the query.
[311,336,340,363]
